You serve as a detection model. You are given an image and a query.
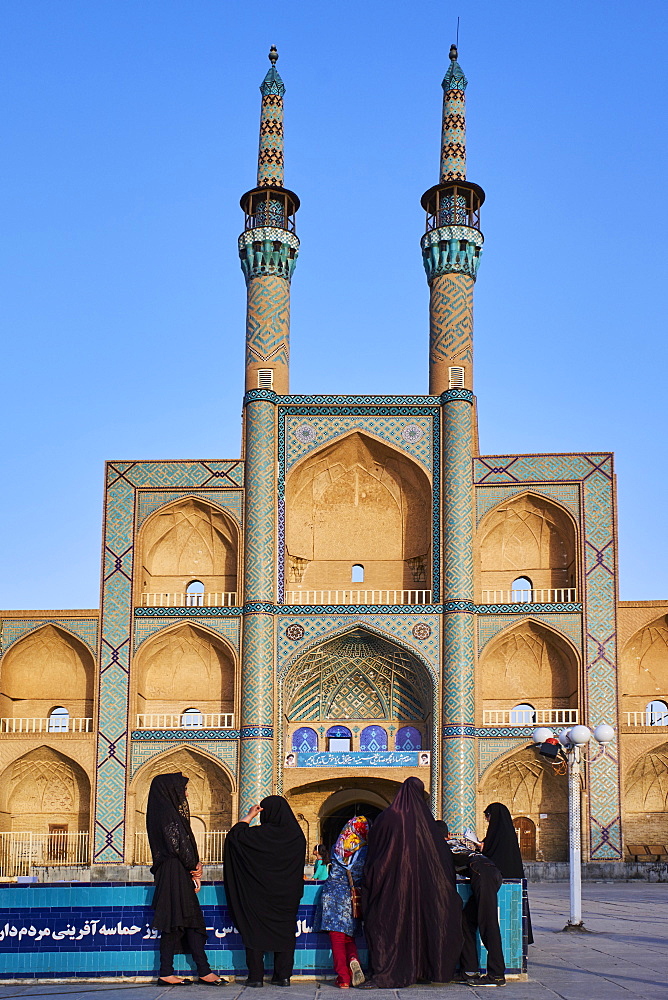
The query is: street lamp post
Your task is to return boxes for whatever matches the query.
[532,722,615,930]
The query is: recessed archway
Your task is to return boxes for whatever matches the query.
[0,625,94,722]
[284,432,432,595]
[285,776,400,854]
[620,616,668,721]
[0,746,91,835]
[624,742,668,847]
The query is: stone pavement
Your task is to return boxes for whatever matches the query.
[0,883,665,1000]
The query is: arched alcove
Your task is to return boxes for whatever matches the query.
[0,747,91,834]
[476,493,577,601]
[624,743,668,846]
[0,625,94,721]
[132,624,235,726]
[136,499,239,604]
[478,620,579,717]
[284,433,432,595]
[131,746,234,859]
[480,745,568,861]
[621,616,668,719]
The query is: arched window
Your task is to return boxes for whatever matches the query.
[186,581,205,607]
[351,564,364,583]
[395,725,422,750]
[360,725,387,751]
[181,707,203,728]
[327,725,352,752]
[511,577,533,602]
[646,700,668,726]
[48,707,70,733]
[292,727,318,751]
[510,703,536,726]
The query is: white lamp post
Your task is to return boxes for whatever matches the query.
[532,722,614,930]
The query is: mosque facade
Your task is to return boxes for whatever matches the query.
[1,48,667,873]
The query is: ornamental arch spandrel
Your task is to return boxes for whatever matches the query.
[0,623,94,721]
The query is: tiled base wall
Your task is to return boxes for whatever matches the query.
[0,881,526,979]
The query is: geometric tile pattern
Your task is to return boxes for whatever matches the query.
[129,739,238,781]
[478,738,529,779]
[94,459,243,863]
[277,404,442,603]
[133,616,240,652]
[473,452,622,859]
[475,483,580,525]
[0,618,98,656]
[245,275,290,369]
[257,55,285,187]
[441,53,467,181]
[477,613,583,654]
[284,413,435,473]
[136,490,243,529]
[442,398,474,599]
[429,273,474,366]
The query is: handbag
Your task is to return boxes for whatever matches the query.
[346,868,361,918]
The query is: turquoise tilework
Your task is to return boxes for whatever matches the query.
[130,740,238,780]
[472,453,621,860]
[478,737,528,778]
[0,618,98,656]
[477,613,583,654]
[285,414,435,473]
[133,616,240,652]
[136,490,243,528]
[475,483,580,525]
[95,460,243,863]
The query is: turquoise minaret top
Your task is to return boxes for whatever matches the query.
[257,46,285,187]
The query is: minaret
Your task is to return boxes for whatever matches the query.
[238,46,300,395]
[421,47,483,832]
[238,48,299,813]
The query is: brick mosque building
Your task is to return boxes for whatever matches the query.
[1,47,666,874]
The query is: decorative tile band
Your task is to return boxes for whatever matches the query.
[443,726,477,737]
[244,391,444,406]
[421,226,483,281]
[131,730,240,741]
[134,607,242,618]
[476,603,582,614]
[239,227,299,282]
[440,388,475,403]
[134,602,581,618]
[240,726,274,738]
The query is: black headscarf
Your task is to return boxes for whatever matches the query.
[146,773,205,934]
[362,777,463,987]
[223,796,306,951]
[483,802,533,944]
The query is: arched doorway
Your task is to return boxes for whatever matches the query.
[513,816,536,861]
[321,801,384,851]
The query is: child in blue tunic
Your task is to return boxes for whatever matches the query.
[315,816,369,988]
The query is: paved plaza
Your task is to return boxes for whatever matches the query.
[0,884,665,1000]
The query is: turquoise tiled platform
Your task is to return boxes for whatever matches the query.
[0,880,526,979]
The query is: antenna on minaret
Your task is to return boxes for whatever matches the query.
[456,16,460,48]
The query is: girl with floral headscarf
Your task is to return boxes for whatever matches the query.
[315,816,370,988]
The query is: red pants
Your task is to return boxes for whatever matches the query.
[329,931,359,986]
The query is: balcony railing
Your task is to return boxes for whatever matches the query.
[284,590,433,606]
[482,708,579,727]
[625,711,668,727]
[134,831,228,866]
[480,589,577,604]
[0,831,90,878]
[0,718,93,734]
[135,713,235,730]
[140,593,238,608]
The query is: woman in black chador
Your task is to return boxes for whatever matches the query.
[223,796,306,987]
[361,777,463,988]
[146,772,226,986]
[480,802,533,944]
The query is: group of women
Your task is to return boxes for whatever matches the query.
[146,773,528,988]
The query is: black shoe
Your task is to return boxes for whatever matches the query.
[469,975,505,987]
[244,982,264,988]
[197,978,229,987]
[449,972,476,984]
[274,981,290,988]
[158,979,193,987]
[355,983,377,990]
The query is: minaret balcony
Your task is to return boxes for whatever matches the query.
[283,589,433,606]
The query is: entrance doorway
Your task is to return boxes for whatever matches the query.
[513,816,536,861]
[321,801,384,851]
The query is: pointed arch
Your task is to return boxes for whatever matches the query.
[284,431,432,593]
[0,624,94,720]
[135,496,239,603]
[131,621,236,724]
[476,490,578,600]
[0,746,91,833]
[621,613,668,702]
[478,617,579,711]
[623,741,668,847]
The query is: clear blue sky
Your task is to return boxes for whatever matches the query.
[1,1,666,609]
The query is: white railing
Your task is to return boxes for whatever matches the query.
[135,713,235,730]
[482,708,580,727]
[480,589,577,604]
[625,711,668,727]
[140,593,238,608]
[0,718,93,734]
[0,831,90,877]
[284,590,433,606]
[134,831,228,866]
